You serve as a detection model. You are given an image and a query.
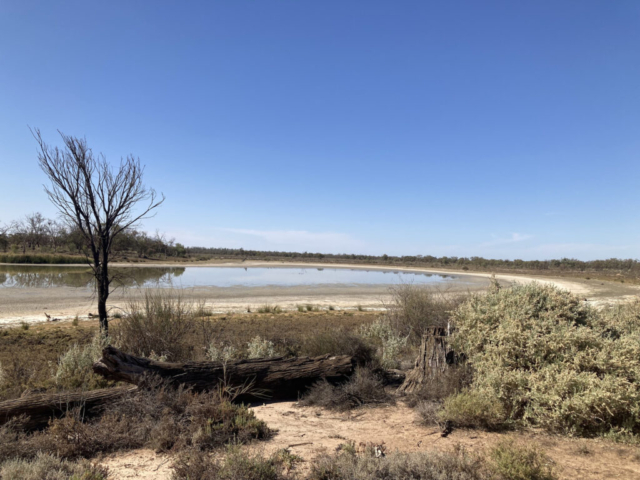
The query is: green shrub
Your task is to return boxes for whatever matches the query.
[452,283,640,436]
[490,441,557,480]
[438,391,506,430]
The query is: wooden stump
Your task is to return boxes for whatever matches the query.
[397,327,455,395]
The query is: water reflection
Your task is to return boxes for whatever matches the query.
[0,265,455,289]
[0,265,186,289]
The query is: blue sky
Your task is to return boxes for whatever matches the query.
[1,1,639,260]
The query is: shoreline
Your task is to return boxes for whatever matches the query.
[0,261,637,326]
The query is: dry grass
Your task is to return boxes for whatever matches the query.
[299,367,394,411]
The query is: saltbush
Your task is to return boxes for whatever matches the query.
[452,283,640,436]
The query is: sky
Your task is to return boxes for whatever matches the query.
[1,1,639,260]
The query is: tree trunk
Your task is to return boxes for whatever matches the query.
[0,386,137,431]
[397,327,456,395]
[94,346,355,399]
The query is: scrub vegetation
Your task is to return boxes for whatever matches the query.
[1,282,638,477]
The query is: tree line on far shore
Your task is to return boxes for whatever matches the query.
[0,212,185,259]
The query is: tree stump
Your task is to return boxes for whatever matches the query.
[397,326,455,395]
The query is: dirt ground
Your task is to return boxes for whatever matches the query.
[100,401,640,479]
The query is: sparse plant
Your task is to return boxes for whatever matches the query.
[55,332,111,390]
[247,336,276,359]
[360,317,408,369]
[299,367,393,411]
[206,343,239,363]
[20,322,29,331]
[490,441,557,480]
[110,290,197,361]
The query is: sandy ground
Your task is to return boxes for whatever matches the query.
[2,260,636,326]
[100,401,640,479]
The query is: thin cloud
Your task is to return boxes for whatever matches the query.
[479,233,533,248]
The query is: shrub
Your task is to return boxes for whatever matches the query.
[299,367,393,411]
[247,336,276,359]
[0,453,108,480]
[452,283,640,436]
[257,305,282,314]
[385,284,467,344]
[110,290,197,361]
[360,318,407,369]
[206,343,239,362]
[0,382,272,462]
[172,446,298,480]
[490,441,557,480]
[301,329,376,367]
[55,332,111,390]
[308,446,488,480]
[438,391,506,430]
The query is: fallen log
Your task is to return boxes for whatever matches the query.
[0,386,137,431]
[93,346,355,399]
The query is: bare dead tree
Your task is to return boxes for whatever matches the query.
[33,129,164,332]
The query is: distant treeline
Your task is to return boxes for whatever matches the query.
[187,246,640,276]
[0,213,186,259]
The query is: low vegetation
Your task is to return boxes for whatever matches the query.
[171,441,556,480]
[2,281,638,476]
[299,367,393,411]
[0,381,270,463]
[450,282,640,437]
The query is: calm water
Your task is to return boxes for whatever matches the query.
[0,265,455,289]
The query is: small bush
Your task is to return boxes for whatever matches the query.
[385,284,467,344]
[360,318,407,369]
[301,329,376,367]
[439,390,506,430]
[308,446,488,480]
[490,441,557,480]
[247,336,277,359]
[0,453,108,480]
[172,446,298,480]
[206,343,239,362]
[55,333,111,390]
[111,290,197,361]
[257,305,282,314]
[20,322,29,331]
[299,367,393,411]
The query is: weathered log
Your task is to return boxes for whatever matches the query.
[398,327,456,395]
[0,386,137,431]
[93,346,355,399]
